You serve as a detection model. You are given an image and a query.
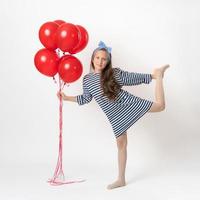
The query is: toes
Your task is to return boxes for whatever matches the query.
[162,64,170,71]
[107,185,112,190]
[107,181,126,190]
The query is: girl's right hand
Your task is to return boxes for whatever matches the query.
[57,91,67,100]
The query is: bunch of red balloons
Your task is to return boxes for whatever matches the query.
[34,20,89,83]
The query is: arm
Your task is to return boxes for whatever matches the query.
[61,94,77,102]
[114,67,153,86]
[76,75,93,105]
[57,75,93,105]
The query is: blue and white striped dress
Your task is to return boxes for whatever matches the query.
[76,67,153,138]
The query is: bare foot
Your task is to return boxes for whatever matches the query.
[107,180,126,190]
[153,64,170,78]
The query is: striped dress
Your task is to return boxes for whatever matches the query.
[76,67,153,138]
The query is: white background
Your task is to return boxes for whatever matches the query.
[0,0,199,199]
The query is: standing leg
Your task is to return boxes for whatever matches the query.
[107,133,127,190]
[149,65,170,112]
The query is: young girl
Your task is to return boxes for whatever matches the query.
[57,41,170,190]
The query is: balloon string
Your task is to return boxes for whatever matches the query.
[48,76,63,185]
[61,82,68,90]
[53,76,57,85]
[48,76,85,186]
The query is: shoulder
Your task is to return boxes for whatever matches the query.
[82,72,92,79]
[113,67,123,75]
[113,67,123,72]
[82,73,92,84]
[113,67,120,71]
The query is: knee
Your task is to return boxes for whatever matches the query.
[159,102,165,111]
[149,102,165,112]
[155,102,165,112]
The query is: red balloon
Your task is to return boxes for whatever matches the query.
[34,48,59,77]
[54,20,66,26]
[59,54,72,62]
[69,25,89,54]
[56,23,79,52]
[39,22,59,50]
[58,55,83,83]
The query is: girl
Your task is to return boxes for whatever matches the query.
[57,41,170,190]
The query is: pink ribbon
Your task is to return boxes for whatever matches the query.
[48,76,85,186]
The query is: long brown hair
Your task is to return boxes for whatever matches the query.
[90,49,121,101]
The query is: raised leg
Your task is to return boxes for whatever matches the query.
[149,65,170,112]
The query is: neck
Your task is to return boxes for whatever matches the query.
[93,70,102,74]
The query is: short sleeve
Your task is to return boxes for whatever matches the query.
[114,67,152,86]
[76,75,93,105]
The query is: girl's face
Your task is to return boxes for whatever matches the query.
[92,50,109,73]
